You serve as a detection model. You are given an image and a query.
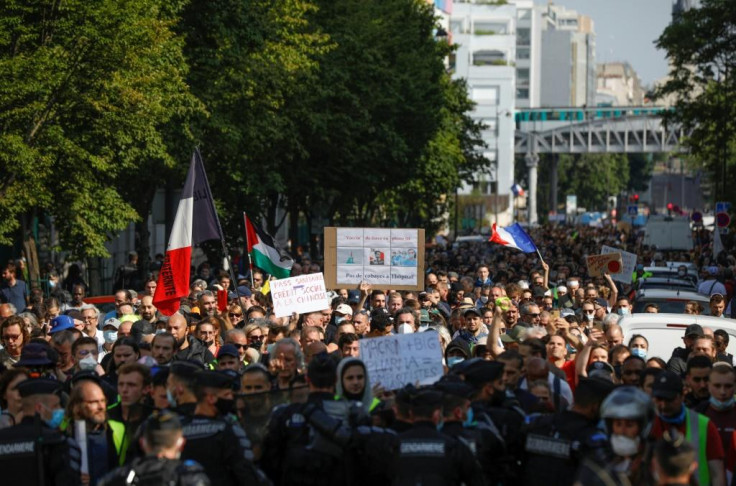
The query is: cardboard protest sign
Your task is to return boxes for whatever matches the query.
[586,253,623,277]
[359,332,443,391]
[601,245,638,284]
[323,227,425,291]
[270,272,330,318]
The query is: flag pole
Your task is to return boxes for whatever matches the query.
[243,212,256,290]
[194,148,248,321]
[536,248,545,264]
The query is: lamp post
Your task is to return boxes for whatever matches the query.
[525,150,540,226]
[494,107,512,226]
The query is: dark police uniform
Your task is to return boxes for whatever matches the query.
[98,457,211,486]
[0,379,81,486]
[179,371,268,486]
[393,387,485,486]
[522,378,615,486]
[261,391,363,486]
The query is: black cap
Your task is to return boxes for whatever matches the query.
[594,297,608,309]
[410,387,444,407]
[652,370,683,400]
[463,307,481,318]
[586,361,614,375]
[434,376,474,399]
[15,343,55,367]
[685,324,704,338]
[16,378,62,398]
[445,338,471,359]
[576,376,616,398]
[70,369,102,386]
[461,360,504,388]
[170,360,204,378]
[194,370,237,389]
[217,344,240,359]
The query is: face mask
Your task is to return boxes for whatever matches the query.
[479,296,489,304]
[630,347,647,360]
[43,406,65,429]
[447,356,464,368]
[215,398,234,416]
[610,434,640,457]
[462,406,474,427]
[585,313,594,322]
[200,339,214,347]
[166,388,178,408]
[103,330,118,343]
[48,281,56,288]
[617,308,630,316]
[709,395,735,411]
[335,316,346,325]
[79,356,97,370]
[155,329,166,335]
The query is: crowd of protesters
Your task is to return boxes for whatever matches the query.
[0,222,734,485]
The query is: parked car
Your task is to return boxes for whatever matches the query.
[635,277,697,293]
[619,313,736,361]
[642,266,699,286]
[632,289,710,315]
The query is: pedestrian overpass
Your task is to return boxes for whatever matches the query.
[514,106,686,154]
[511,106,688,224]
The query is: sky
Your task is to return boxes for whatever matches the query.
[533,0,674,87]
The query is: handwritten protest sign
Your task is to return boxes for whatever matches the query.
[270,273,329,318]
[359,332,443,391]
[601,245,638,284]
[586,253,623,277]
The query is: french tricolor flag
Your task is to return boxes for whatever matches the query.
[153,150,222,315]
[489,223,538,253]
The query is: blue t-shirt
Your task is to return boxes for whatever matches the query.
[0,279,27,311]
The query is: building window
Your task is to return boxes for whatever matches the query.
[516,87,529,99]
[517,47,530,60]
[471,85,499,104]
[516,28,530,46]
[473,50,507,66]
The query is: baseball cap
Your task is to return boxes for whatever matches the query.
[103,317,121,330]
[49,315,74,334]
[652,370,683,400]
[335,304,353,316]
[586,360,614,375]
[684,324,704,338]
[15,343,55,367]
[500,325,527,344]
[560,308,576,318]
[217,344,240,359]
[594,298,608,309]
[347,290,361,304]
[419,309,432,323]
[464,307,481,318]
[228,285,253,300]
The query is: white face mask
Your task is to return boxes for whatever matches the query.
[79,355,98,370]
[610,434,640,457]
[585,313,595,321]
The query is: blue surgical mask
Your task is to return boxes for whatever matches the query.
[166,388,177,408]
[617,308,630,316]
[463,406,475,427]
[44,407,65,429]
[335,316,346,325]
[479,296,489,304]
[447,356,464,368]
[710,396,735,411]
[155,329,166,335]
[631,347,647,360]
[103,330,118,343]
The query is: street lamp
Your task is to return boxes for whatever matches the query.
[494,107,511,226]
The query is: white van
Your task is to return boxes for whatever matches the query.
[618,313,736,361]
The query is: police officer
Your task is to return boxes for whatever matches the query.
[456,358,525,484]
[575,386,656,486]
[434,375,506,485]
[167,361,202,417]
[0,378,81,486]
[523,377,615,486]
[261,353,365,485]
[393,386,485,486]
[98,410,210,486]
[179,370,268,486]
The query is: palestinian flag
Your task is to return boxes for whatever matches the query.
[244,213,293,279]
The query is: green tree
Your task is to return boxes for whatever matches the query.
[655,0,736,204]
[0,0,201,258]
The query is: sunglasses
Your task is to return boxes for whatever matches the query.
[229,313,243,318]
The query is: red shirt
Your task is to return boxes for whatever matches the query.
[554,359,577,393]
[650,412,725,462]
[702,405,736,473]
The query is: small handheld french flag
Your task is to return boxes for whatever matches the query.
[489,223,538,253]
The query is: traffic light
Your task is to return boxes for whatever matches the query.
[633,194,639,202]
[667,202,673,210]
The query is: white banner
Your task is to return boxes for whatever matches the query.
[270,272,330,317]
[601,245,637,284]
[359,332,443,391]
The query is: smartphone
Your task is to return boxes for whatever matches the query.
[551,310,560,319]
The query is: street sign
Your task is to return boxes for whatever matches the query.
[627,205,638,216]
[716,212,731,228]
[691,211,703,223]
[716,201,731,214]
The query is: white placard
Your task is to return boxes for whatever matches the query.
[390,229,418,248]
[391,266,418,286]
[270,272,330,317]
[336,266,364,285]
[363,228,391,245]
[601,245,638,284]
[74,420,89,475]
[361,265,391,286]
[360,332,443,391]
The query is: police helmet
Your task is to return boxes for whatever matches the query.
[600,386,655,438]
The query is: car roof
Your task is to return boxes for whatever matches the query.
[643,266,698,275]
[620,313,730,328]
[634,288,708,301]
[639,277,695,285]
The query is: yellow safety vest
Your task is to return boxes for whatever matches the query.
[684,409,710,486]
[108,419,128,465]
